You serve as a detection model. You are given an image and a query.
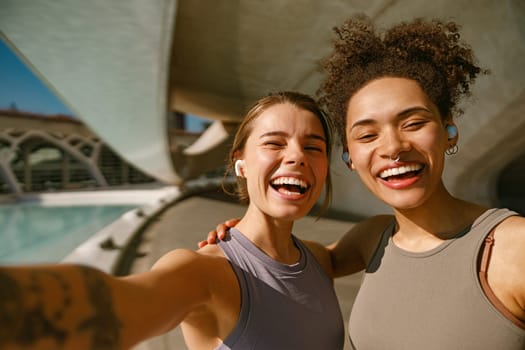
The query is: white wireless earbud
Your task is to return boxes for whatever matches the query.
[446,125,458,140]
[234,159,244,177]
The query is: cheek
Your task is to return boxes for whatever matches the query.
[417,132,447,157]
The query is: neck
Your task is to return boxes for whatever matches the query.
[235,206,299,264]
[392,188,487,252]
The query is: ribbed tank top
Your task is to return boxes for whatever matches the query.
[349,208,525,350]
[215,228,344,350]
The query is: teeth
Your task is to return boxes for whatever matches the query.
[379,164,422,179]
[271,177,308,189]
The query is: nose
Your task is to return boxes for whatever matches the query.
[284,142,306,166]
[379,128,410,160]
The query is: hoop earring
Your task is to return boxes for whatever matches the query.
[446,144,458,155]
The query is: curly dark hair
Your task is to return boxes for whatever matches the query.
[317,15,487,146]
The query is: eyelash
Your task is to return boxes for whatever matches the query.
[305,145,324,152]
[403,120,426,129]
[354,120,428,141]
[356,133,377,142]
[263,141,284,148]
[262,142,324,152]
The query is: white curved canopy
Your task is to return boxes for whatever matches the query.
[0,0,180,183]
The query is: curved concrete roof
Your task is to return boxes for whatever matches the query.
[1,0,524,215]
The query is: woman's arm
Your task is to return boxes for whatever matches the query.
[0,249,216,350]
[199,215,394,278]
[327,215,394,278]
[0,264,123,349]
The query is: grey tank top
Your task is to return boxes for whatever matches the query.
[215,228,344,350]
[349,208,525,350]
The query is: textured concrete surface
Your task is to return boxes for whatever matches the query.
[131,194,362,350]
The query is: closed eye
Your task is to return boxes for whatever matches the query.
[350,125,378,142]
[403,120,428,128]
[403,120,428,130]
[305,145,325,152]
[262,141,285,148]
[356,133,377,142]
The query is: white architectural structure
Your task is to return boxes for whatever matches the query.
[1,0,523,216]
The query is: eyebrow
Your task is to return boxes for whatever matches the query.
[259,131,326,142]
[350,106,433,130]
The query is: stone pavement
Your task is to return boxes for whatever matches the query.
[131,193,363,350]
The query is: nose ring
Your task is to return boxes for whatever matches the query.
[391,155,400,162]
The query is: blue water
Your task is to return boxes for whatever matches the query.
[0,203,136,264]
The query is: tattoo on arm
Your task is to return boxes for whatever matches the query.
[0,266,123,350]
[77,267,123,349]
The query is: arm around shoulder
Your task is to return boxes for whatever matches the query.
[327,215,394,278]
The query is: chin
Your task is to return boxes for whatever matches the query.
[270,207,311,222]
[377,190,429,211]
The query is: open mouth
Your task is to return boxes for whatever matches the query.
[270,177,309,195]
[378,164,423,181]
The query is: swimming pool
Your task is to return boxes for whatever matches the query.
[0,203,136,264]
[0,186,183,269]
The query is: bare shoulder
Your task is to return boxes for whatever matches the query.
[492,214,525,264]
[493,214,525,257]
[489,213,525,321]
[152,245,228,275]
[496,214,525,235]
[148,245,237,313]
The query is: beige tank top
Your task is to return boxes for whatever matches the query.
[349,208,525,349]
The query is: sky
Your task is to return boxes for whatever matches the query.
[0,37,207,132]
[0,38,74,116]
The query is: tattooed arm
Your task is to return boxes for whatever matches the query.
[0,247,235,350]
[0,264,123,349]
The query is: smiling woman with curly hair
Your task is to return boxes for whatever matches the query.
[314,15,525,350]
